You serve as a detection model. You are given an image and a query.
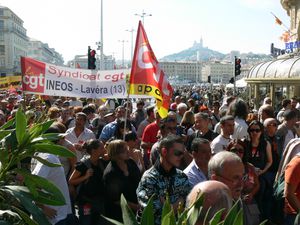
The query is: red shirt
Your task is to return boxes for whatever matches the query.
[141,121,159,144]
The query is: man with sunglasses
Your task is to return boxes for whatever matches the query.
[136,134,191,225]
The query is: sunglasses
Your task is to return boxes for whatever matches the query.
[249,128,261,133]
[173,149,185,157]
[231,148,244,154]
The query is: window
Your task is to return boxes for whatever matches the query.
[0,9,4,16]
[0,20,4,30]
[0,45,5,55]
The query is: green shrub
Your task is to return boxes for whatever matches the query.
[0,108,75,224]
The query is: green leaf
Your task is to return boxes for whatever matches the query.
[187,193,204,225]
[16,108,26,145]
[295,213,300,225]
[209,208,225,225]
[161,210,176,225]
[23,176,39,199]
[31,133,66,143]
[232,209,243,225]
[29,120,54,138]
[101,216,124,225]
[141,195,155,225]
[32,155,62,167]
[120,194,138,225]
[0,118,15,130]
[0,210,21,223]
[32,143,75,158]
[162,194,172,221]
[0,148,9,168]
[12,170,66,206]
[11,206,39,225]
[0,129,15,141]
[223,200,241,225]
[4,130,18,153]
[176,209,188,225]
[1,186,51,225]
[259,221,268,225]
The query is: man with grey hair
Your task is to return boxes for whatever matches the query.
[176,102,188,124]
[184,138,211,186]
[186,180,232,225]
[208,151,245,201]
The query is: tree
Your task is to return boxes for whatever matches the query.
[0,108,75,224]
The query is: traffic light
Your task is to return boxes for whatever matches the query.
[229,77,234,84]
[208,75,211,83]
[88,46,96,69]
[234,57,241,76]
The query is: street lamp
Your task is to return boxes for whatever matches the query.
[125,28,135,61]
[118,40,128,68]
[134,10,152,26]
[99,0,104,70]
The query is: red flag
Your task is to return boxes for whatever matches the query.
[129,21,173,119]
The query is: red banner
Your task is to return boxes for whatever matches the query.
[129,21,173,119]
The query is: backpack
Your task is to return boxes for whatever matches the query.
[273,171,285,200]
[273,138,300,200]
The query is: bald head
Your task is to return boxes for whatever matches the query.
[186,181,232,224]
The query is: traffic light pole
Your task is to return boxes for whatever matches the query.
[233,72,236,96]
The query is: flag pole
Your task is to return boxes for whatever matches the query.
[123,75,132,141]
[270,12,290,32]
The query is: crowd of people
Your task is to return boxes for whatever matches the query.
[3,86,300,225]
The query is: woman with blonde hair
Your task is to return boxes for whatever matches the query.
[47,106,61,120]
[180,110,194,135]
[103,139,141,222]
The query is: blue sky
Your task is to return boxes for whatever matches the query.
[1,0,290,62]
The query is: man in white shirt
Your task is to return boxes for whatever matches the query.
[211,115,235,155]
[65,112,95,161]
[228,99,249,140]
[32,153,73,225]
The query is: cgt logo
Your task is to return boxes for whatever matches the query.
[23,73,45,91]
[22,59,46,93]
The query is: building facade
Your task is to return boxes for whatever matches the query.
[27,38,64,66]
[159,61,202,84]
[0,6,28,76]
[201,61,234,83]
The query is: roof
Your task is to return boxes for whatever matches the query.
[247,55,300,80]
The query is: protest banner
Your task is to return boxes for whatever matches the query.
[21,57,129,99]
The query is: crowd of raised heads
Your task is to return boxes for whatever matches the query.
[3,86,300,225]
